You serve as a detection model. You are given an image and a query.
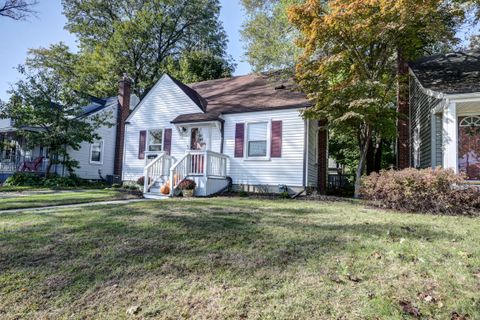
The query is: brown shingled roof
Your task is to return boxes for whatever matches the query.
[170,73,311,124]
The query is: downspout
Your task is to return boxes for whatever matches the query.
[220,120,225,154]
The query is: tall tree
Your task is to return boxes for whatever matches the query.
[240,0,302,72]
[60,0,234,97]
[288,0,462,197]
[0,0,37,20]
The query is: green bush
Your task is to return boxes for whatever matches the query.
[361,168,480,215]
[4,172,42,187]
[3,172,106,189]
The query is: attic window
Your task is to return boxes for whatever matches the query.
[274,85,286,90]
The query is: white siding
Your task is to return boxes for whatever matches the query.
[223,108,306,187]
[123,74,216,181]
[68,105,117,180]
[307,120,318,187]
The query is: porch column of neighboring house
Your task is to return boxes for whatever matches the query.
[442,100,458,173]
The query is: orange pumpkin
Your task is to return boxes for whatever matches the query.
[160,184,170,195]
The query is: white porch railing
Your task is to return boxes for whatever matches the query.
[143,152,175,193]
[169,150,229,196]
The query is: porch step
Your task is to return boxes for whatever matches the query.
[143,192,170,200]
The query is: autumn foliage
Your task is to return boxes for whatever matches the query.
[361,168,480,215]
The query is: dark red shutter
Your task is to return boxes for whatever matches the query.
[271,120,282,158]
[138,130,147,159]
[234,123,245,158]
[164,128,172,155]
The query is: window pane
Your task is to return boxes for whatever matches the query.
[248,122,267,141]
[149,130,163,145]
[91,151,101,162]
[149,145,163,152]
[248,141,267,157]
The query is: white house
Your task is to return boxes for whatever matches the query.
[122,73,326,198]
[0,76,139,183]
[409,50,480,181]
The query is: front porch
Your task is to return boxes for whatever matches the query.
[435,99,480,180]
[143,150,229,198]
[0,131,52,182]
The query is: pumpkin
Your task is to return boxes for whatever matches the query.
[160,183,170,195]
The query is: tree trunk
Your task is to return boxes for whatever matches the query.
[397,48,410,169]
[374,139,383,172]
[366,137,375,175]
[354,127,373,198]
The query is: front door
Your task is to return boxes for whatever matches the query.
[189,127,210,174]
[190,127,210,151]
[458,116,480,180]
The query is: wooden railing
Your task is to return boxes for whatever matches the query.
[169,150,229,196]
[143,152,175,193]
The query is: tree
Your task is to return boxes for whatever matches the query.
[165,50,235,84]
[288,0,462,197]
[0,65,111,175]
[240,0,302,72]
[59,0,234,97]
[0,0,37,20]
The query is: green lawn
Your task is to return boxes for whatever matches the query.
[0,198,478,319]
[0,189,140,210]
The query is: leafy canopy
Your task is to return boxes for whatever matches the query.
[47,0,235,97]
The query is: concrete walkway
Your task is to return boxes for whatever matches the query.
[0,198,153,214]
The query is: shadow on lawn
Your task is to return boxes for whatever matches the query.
[0,199,459,310]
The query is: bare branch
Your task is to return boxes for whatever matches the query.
[0,0,38,20]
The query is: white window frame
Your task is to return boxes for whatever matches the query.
[244,120,271,161]
[89,140,104,165]
[147,128,165,152]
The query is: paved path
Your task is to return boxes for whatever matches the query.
[0,198,153,214]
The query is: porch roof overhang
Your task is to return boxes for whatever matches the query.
[170,112,224,125]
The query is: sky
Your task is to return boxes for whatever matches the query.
[0,0,252,101]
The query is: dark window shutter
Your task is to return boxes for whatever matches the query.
[138,130,147,159]
[164,128,172,155]
[271,120,282,158]
[234,123,245,158]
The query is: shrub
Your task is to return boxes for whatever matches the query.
[178,179,196,190]
[4,172,42,186]
[43,175,81,188]
[137,176,152,186]
[361,168,480,215]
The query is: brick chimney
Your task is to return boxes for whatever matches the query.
[114,74,132,176]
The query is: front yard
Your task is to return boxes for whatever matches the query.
[0,189,140,210]
[0,198,478,319]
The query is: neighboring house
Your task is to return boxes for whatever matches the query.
[0,76,139,183]
[409,50,480,180]
[122,73,327,198]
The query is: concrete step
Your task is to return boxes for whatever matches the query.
[143,193,169,200]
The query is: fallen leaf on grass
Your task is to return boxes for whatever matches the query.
[451,311,469,320]
[347,274,362,283]
[399,300,421,318]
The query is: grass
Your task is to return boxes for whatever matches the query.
[0,198,478,319]
[0,189,140,210]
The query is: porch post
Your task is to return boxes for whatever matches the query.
[442,101,458,173]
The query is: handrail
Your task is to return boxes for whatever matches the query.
[143,152,174,193]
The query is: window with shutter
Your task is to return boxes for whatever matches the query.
[247,122,268,157]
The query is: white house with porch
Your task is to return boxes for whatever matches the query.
[122,73,325,198]
[409,50,480,180]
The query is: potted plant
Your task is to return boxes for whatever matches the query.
[178,179,196,197]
